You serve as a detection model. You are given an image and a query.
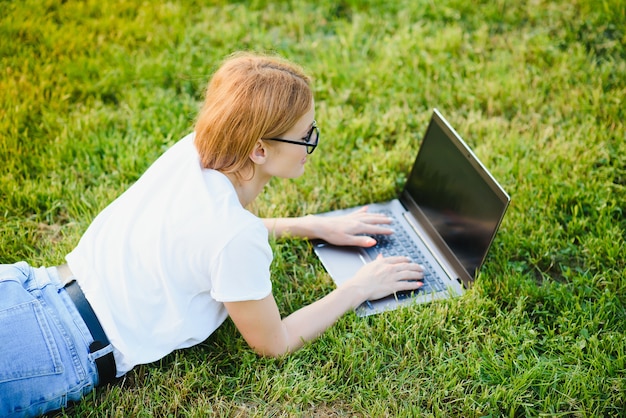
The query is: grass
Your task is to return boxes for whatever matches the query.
[1,0,625,416]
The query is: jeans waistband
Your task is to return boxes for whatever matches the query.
[64,280,117,386]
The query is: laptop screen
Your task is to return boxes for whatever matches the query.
[404,111,509,279]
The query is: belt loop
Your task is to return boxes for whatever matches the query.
[64,280,117,386]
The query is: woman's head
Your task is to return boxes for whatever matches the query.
[194,52,313,176]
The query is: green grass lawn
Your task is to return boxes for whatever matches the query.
[2,0,625,416]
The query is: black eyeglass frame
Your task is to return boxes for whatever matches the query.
[262,121,320,154]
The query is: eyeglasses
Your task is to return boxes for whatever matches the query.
[262,120,320,154]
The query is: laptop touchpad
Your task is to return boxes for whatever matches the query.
[314,244,367,286]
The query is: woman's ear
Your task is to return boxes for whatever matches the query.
[249,139,268,165]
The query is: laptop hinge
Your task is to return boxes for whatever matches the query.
[399,194,474,288]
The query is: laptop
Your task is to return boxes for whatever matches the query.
[313,109,510,316]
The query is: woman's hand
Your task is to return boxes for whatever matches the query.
[309,206,394,247]
[341,255,425,302]
[263,206,393,247]
[263,207,393,247]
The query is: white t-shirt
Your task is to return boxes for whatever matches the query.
[66,133,273,375]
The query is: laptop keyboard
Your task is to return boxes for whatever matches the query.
[364,210,446,297]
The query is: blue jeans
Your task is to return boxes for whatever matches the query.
[0,262,104,417]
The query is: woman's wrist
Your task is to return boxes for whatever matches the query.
[262,215,322,240]
[300,214,323,240]
[336,279,369,309]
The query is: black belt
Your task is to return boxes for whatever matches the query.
[64,281,117,386]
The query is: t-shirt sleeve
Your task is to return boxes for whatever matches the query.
[210,221,273,302]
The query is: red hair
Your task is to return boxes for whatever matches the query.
[194,52,312,176]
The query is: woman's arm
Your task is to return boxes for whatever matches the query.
[224,255,424,357]
[262,206,393,247]
[223,287,359,357]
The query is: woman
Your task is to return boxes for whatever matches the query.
[0,52,424,417]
